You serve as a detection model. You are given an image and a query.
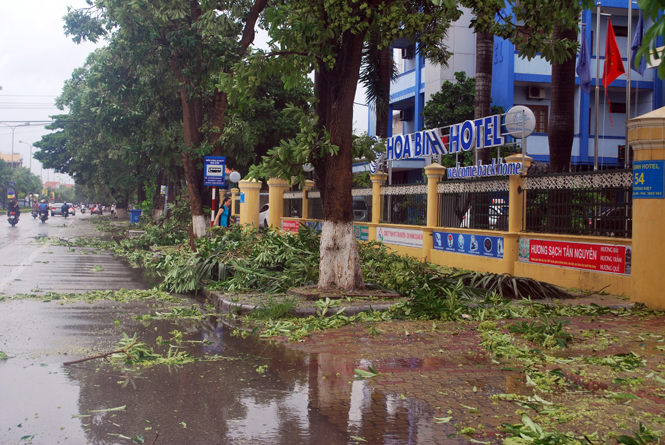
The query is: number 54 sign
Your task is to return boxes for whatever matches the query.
[633,161,665,199]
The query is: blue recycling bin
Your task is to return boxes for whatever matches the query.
[129,209,142,224]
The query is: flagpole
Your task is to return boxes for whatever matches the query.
[626,0,632,169]
[594,1,601,171]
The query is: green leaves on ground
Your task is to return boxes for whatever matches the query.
[508,316,573,348]
[354,365,379,379]
[501,414,582,444]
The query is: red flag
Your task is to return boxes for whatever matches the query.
[602,19,625,126]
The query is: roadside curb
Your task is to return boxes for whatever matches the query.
[201,289,396,317]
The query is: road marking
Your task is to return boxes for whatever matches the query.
[0,246,45,293]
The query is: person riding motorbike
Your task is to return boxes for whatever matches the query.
[32,201,39,218]
[61,202,70,217]
[7,198,20,221]
[39,200,49,218]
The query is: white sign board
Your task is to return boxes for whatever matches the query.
[377,227,424,249]
[504,105,536,139]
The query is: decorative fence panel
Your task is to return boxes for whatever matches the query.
[380,184,427,226]
[523,170,633,238]
[437,178,510,230]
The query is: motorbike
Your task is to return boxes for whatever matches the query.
[63,209,69,219]
[7,211,18,227]
[40,211,48,223]
[80,207,86,214]
[32,209,38,219]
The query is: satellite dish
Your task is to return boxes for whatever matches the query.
[229,171,241,183]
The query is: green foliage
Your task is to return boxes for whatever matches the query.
[111,333,161,365]
[501,414,583,444]
[637,0,665,79]
[0,351,7,360]
[423,72,504,130]
[585,352,646,371]
[451,271,572,300]
[618,422,662,445]
[250,296,297,320]
[0,160,42,207]
[508,316,573,348]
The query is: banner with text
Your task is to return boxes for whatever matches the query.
[377,227,423,249]
[282,219,300,233]
[433,231,504,259]
[518,238,630,275]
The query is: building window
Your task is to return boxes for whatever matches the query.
[613,26,628,38]
[526,105,548,133]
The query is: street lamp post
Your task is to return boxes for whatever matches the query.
[18,140,33,174]
[0,122,31,176]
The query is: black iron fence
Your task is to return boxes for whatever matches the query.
[437,178,510,231]
[305,188,373,222]
[523,170,633,238]
[380,184,427,226]
[283,189,303,219]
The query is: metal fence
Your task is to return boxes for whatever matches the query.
[380,183,427,226]
[305,188,373,222]
[437,178,510,230]
[283,190,302,218]
[523,170,633,238]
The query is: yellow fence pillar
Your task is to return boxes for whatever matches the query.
[424,163,446,227]
[302,180,314,221]
[238,179,262,227]
[505,154,532,233]
[370,172,387,224]
[628,107,665,309]
[504,154,532,274]
[267,178,290,228]
[423,163,446,262]
[230,188,239,216]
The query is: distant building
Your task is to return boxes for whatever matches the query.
[0,153,22,169]
[43,181,75,189]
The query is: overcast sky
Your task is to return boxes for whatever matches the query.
[0,2,368,186]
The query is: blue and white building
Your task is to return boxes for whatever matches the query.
[365,2,665,172]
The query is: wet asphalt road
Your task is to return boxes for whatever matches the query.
[0,215,354,445]
[0,212,152,296]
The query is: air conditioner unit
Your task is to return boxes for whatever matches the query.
[401,46,415,59]
[399,108,413,121]
[527,86,546,100]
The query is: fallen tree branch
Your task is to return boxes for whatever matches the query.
[63,339,137,366]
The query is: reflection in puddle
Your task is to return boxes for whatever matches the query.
[0,301,530,444]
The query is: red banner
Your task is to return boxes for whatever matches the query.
[282,220,300,233]
[521,239,629,275]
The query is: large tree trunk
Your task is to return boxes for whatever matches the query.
[315,30,366,291]
[474,31,493,165]
[375,47,392,139]
[548,26,576,173]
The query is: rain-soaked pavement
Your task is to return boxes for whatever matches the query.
[2,215,665,444]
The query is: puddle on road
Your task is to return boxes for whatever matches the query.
[0,299,530,445]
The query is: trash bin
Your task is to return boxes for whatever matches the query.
[129,209,142,225]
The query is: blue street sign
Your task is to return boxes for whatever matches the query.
[433,231,504,259]
[633,161,665,199]
[204,156,226,187]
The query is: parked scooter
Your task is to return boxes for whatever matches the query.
[7,211,18,227]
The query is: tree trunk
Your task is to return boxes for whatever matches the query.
[315,30,366,291]
[474,31,494,165]
[548,26,576,173]
[375,47,392,139]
